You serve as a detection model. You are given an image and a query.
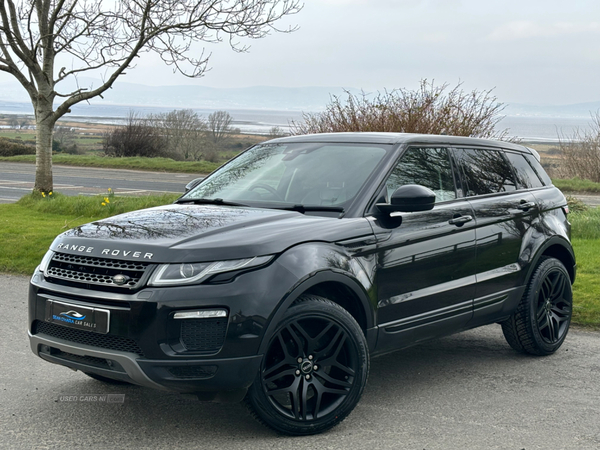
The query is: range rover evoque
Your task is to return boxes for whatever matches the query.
[29,133,575,435]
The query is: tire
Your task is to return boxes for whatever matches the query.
[245,295,369,435]
[502,256,572,356]
[83,372,131,385]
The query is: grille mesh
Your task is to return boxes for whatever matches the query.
[46,266,142,286]
[33,320,144,356]
[46,252,150,289]
[52,253,148,271]
[167,365,218,379]
[180,318,227,352]
[49,349,126,372]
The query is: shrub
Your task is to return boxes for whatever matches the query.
[290,80,507,139]
[566,195,588,213]
[103,112,167,158]
[557,112,600,182]
[0,137,36,156]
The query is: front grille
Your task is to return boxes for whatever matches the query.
[167,365,218,379]
[180,318,227,352]
[33,320,145,356]
[45,252,150,289]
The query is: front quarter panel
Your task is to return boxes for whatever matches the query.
[256,240,378,354]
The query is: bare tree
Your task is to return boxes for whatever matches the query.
[208,110,234,144]
[53,125,75,149]
[152,109,207,160]
[0,1,301,192]
[267,126,287,139]
[8,116,19,129]
[290,80,508,139]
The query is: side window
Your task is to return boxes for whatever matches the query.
[386,147,457,202]
[455,148,517,196]
[504,151,544,189]
[524,153,552,186]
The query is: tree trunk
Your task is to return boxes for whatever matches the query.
[33,103,55,193]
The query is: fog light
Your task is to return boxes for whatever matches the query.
[173,309,227,319]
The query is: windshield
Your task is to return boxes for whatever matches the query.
[182,142,389,209]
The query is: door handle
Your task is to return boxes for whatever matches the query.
[448,215,473,226]
[517,201,536,211]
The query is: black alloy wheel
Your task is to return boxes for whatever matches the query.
[502,256,573,355]
[245,296,369,435]
[535,267,571,344]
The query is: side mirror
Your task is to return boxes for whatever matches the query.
[185,177,204,193]
[377,184,436,213]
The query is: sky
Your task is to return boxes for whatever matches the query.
[2,0,600,106]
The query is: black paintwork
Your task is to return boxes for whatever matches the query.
[28,132,575,395]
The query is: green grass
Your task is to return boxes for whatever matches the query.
[568,209,600,329]
[553,177,600,193]
[0,206,91,274]
[17,191,180,217]
[0,131,35,140]
[570,208,600,239]
[0,193,179,275]
[0,154,220,174]
[571,239,600,329]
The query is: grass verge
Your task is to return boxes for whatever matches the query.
[570,239,600,329]
[553,177,600,194]
[0,194,598,329]
[0,154,219,174]
[0,193,179,274]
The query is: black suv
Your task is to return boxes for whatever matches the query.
[29,133,575,435]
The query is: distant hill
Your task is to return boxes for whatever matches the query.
[0,77,360,112]
[1,77,599,119]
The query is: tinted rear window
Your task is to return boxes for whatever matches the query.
[455,148,517,196]
[523,153,552,186]
[504,151,545,189]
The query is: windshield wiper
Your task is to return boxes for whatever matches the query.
[275,204,345,214]
[175,198,250,207]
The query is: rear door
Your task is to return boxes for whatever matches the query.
[452,147,539,325]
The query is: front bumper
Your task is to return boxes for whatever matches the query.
[29,330,262,394]
[27,265,287,394]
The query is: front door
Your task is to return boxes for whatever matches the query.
[371,146,477,351]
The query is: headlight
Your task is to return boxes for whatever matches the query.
[38,250,54,274]
[148,255,273,286]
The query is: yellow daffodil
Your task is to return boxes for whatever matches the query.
[101,202,106,206]
[49,192,53,196]
[104,197,110,203]
[41,192,46,197]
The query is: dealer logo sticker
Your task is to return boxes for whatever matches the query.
[60,310,86,320]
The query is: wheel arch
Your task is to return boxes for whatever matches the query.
[527,236,576,284]
[258,270,377,354]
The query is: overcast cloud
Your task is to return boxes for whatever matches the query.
[2,0,600,105]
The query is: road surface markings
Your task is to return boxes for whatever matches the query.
[0,180,30,185]
[0,186,35,191]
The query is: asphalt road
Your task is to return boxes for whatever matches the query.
[0,162,202,203]
[1,275,599,449]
